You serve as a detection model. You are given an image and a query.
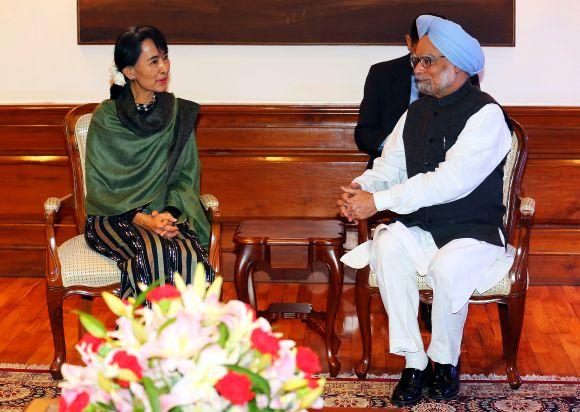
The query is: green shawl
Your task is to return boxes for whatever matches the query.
[84,93,210,246]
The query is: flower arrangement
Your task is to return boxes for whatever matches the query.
[59,264,325,412]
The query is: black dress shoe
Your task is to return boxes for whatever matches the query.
[391,363,433,407]
[428,361,460,400]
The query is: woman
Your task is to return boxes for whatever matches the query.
[84,25,213,298]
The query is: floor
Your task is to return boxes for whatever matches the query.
[0,278,578,377]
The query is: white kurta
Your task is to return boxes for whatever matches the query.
[342,102,514,364]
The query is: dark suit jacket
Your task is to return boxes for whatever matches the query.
[355,54,480,168]
[355,54,413,168]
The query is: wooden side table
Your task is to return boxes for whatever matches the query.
[233,219,345,377]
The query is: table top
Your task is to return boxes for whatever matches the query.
[234,219,345,246]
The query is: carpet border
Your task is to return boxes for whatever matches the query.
[322,372,580,384]
[1,365,578,385]
[0,363,50,373]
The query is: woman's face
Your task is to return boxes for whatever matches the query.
[123,38,170,101]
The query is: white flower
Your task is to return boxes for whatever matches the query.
[109,64,126,86]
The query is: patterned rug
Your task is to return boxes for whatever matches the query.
[0,367,58,412]
[0,365,578,411]
[323,376,579,411]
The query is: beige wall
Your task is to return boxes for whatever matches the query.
[1,0,579,105]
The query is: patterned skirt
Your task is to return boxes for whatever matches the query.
[85,216,214,298]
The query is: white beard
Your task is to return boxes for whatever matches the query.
[417,65,454,96]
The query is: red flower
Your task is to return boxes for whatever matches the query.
[251,328,280,356]
[78,333,105,353]
[110,351,143,388]
[296,346,321,374]
[59,391,89,412]
[215,371,255,405]
[308,378,319,389]
[147,284,181,302]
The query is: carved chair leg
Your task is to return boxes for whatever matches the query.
[47,285,66,380]
[78,295,94,341]
[317,245,343,378]
[354,279,372,379]
[498,294,526,389]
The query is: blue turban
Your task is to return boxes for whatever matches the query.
[416,15,484,75]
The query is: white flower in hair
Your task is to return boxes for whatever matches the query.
[109,64,126,86]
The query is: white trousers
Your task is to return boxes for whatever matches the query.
[370,223,508,365]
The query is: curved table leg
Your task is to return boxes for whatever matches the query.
[234,245,266,310]
[317,244,344,377]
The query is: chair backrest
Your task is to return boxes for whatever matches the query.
[502,118,528,244]
[63,104,98,233]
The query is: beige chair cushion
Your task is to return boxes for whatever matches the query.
[368,270,512,296]
[59,235,121,288]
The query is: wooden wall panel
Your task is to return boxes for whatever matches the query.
[200,156,365,218]
[508,107,580,157]
[521,159,580,224]
[0,126,67,155]
[0,158,73,223]
[0,104,578,286]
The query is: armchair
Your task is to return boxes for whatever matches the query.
[45,103,221,379]
[353,118,534,389]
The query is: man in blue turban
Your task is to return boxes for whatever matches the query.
[339,16,513,406]
[354,15,480,169]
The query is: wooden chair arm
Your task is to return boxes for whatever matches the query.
[519,197,536,218]
[511,197,535,291]
[201,194,222,277]
[44,194,73,286]
[357,218,370,244]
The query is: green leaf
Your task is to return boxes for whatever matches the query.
[93,402,115,412]
[131,397,145,412]
[217,323,229,347]
[133,280,162,310]
[97,345,112,358]
[226,365,270,395]
[83,404,95,412]
[157,317,177,336]
[248,402,260,412]
[73,310,107,339]
[142,377,161,412]
[158,299,171,313]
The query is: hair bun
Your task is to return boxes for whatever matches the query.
[110,84,125,100]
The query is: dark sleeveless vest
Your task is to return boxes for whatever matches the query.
[396,81,509,248]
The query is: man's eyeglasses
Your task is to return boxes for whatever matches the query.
[410,54,446,69]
